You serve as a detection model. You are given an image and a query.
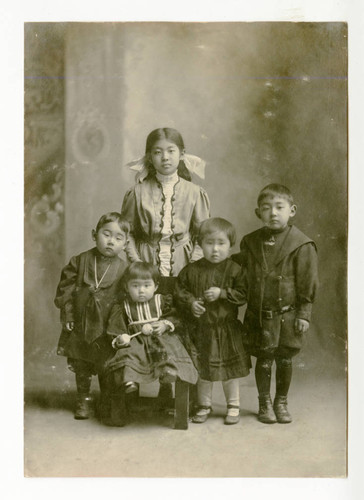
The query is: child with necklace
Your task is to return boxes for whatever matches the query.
[54,212,129,420]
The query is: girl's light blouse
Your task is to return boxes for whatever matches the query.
[155,172,180,276]
[121,175,211,276]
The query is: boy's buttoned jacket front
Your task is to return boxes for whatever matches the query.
[234,225,319,352]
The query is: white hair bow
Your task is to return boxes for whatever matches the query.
[126,154,206,183]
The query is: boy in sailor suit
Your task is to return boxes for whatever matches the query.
[233,184,318,424]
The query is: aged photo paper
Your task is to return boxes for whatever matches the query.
[2,0,363,499]
[24,20,347,478]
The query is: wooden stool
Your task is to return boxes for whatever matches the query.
[174,379,191,429]
[107,378,196,430]
[150,379,196,430]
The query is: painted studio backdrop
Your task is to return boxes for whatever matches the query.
[24,23,347,477]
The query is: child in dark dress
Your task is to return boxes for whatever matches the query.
[54,212,129,419]
[175,218,251,425]
[232,184,318,424]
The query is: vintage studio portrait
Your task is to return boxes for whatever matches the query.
[24,22,347,477]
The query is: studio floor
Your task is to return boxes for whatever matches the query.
[24,352,347,478]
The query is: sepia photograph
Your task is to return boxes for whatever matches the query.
[23,20,348,479]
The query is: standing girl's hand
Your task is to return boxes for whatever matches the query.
[204,287,221,303]
[191,300,206,317]
[295,318,309,334]
[65,321,74,331]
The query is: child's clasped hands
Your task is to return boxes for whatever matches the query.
[192,287,221,317]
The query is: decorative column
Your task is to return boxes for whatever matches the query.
[64,24,127,257]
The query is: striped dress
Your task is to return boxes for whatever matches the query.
[104,294,198,385]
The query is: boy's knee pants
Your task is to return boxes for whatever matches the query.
[197,378,240,407]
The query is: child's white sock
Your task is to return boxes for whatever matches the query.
[226,407,240,417]
[195,407,211,416]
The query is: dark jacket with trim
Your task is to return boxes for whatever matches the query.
[232,225,318,352]
[54,248,127,365]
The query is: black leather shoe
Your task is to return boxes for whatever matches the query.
[258,394,277,424]
[124,381,139,394]
[159,367,177,384]
[273,395,292,423]
[74,394,91,420]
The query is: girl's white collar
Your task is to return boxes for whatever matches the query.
[155,171,179,184]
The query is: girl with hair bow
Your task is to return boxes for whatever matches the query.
[120,127,211,408]
[123,127,211,292]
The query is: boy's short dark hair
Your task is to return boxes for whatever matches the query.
[123,262,160,286]
[198,217,236,247]
[95,212,130,235]
[257,184,294,207]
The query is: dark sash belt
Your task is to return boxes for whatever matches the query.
[260,305,295,320]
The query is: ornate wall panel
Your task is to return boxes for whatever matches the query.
[24,23,66,365]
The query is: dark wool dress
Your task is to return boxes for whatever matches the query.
[54,248,127,373]
[104,294,198,385]
[175,258,251,382]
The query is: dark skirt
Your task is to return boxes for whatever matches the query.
[188,319,251,382]
[104,331,198,385]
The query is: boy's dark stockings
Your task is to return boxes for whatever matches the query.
[255,358,273,396]
[255,356,293,424]
[255,356,293,397]
[255,358,276,423]
[275,356,292,397]
[75,372,92,395]
[74,372,92,419]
